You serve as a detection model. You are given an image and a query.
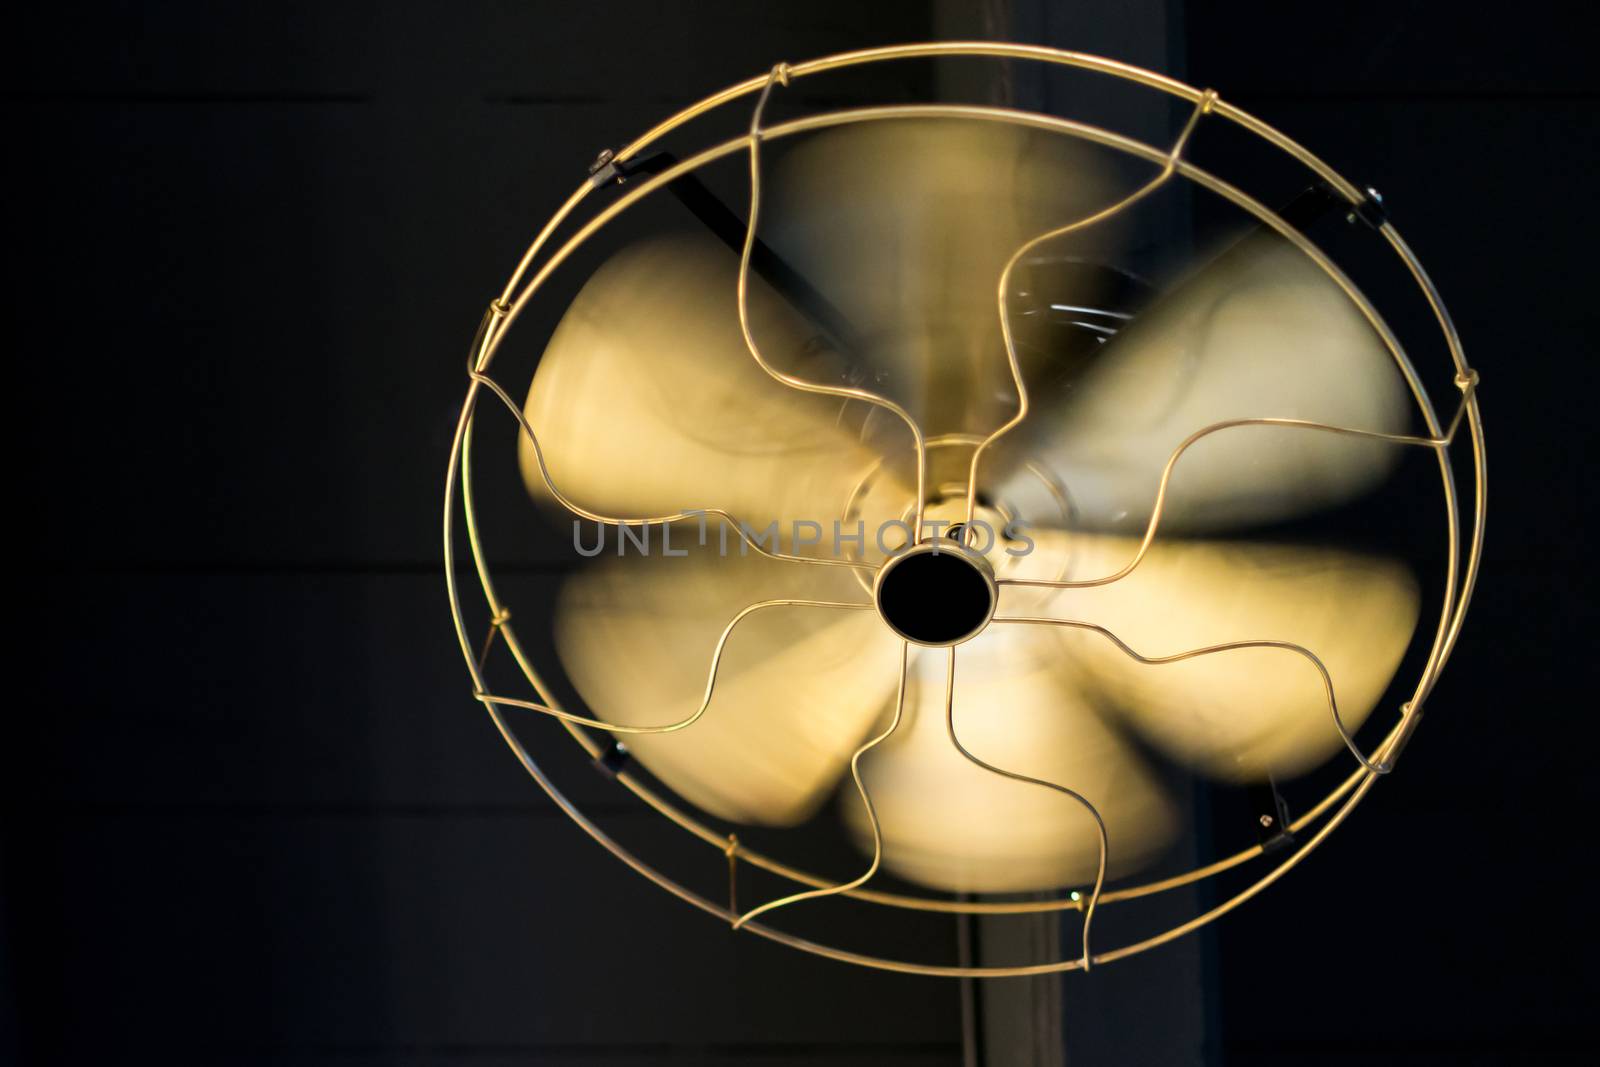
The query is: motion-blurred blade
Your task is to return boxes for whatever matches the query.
[555,528,903,825]
[762,118,1120,440]
[520,234,896,539]
[841,628,1177,893]
[1015,531,1420,781]
[991,235,1412,533]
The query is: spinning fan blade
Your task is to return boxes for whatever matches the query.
[840,627,1177,894]
[990,234,1412,533]
[555,529,903,825]
[1016,531,1421,781]
[520,235,894,540]
[761,118,1119,440]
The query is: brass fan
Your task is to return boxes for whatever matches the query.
[445,45,1484,976]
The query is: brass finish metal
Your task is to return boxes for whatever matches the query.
[733,642,912,929]
[943,644,1107,971]
[963,88,1219,538]
[443,44,1485,976]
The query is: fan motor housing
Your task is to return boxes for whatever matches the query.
[873,538,998,646]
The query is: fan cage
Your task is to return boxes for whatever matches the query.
[443,43,1485,977]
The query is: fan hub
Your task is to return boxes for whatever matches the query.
[873,540,998,646]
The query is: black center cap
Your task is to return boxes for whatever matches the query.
[873,540,998,646]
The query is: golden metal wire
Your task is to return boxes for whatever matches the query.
[995,380,1480,596]
[988,617,1387,777]
[944,645,1108,971]
[444,43,1486,976]
[732,641,911,929]
[476,599,872,735]
[840,434,1077,598]
[731,68,1109,942]
[724,834,740,915]
[738,65,930,542]
[466,334,874,573]
[962,88,1220,537]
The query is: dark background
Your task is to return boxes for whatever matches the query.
[6,2,1597,1064]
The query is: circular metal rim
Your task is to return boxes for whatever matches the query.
[444,42,1486,976]
[465,103,1467,916]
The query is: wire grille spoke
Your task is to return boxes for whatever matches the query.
[943,647,1106,970]
[731,641,911,929]
[997,379,1479,593]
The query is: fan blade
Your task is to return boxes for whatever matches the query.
[555,529,903,825]
[519,234,892,540]
[839,629,1177,894]
[1013,531,1421,781]
[990,234,1412,533]
[762,118,1119,439]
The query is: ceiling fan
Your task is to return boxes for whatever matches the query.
[444,44,1485,976]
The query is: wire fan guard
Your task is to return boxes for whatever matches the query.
[443,44,1485,976]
